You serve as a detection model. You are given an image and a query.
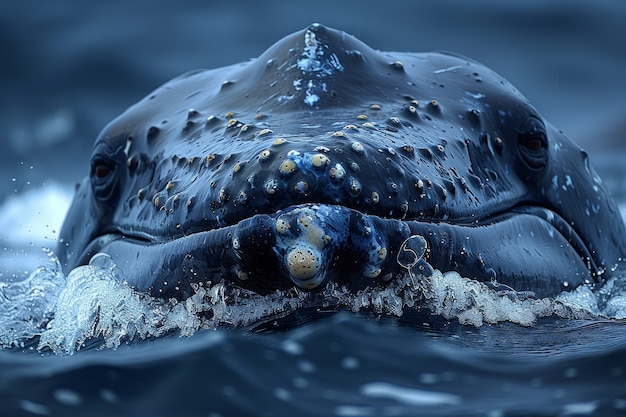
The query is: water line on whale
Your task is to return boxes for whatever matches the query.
[3,244,622,354]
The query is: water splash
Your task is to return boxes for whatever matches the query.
[37,254,313,354]
[0,251,64,347]
[2,250,626,354]
[423,270,598,327]
[38,254,158,354]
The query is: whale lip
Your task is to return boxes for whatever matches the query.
[509,205,601,276]
[162,205,592,258]
[86,203,597,268]
[73,201,600,299]
[73,232,148,268]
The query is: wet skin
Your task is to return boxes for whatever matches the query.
[57,24,626,299]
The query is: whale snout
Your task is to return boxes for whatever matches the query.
[228,205,414,293]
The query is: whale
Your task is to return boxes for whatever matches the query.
[57,24,626,300]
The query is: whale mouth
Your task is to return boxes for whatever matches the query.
[75,202,599,300]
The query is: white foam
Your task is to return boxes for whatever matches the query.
[36,255,312,354]
[555,284,602,315]
[0,254,64,347]
[38,262,157,354]
[3,256,617,355]
[420,270,600,326]
[1,257,623,354]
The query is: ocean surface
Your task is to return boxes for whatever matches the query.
[1,1,626,416]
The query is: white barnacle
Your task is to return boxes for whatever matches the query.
[286,245,321,284]
[264,179,280,195]
[276,217,291,234]
[279,160,297,175]
[232,162,243,173]
[165,181,177,193]
[258,149,271,160]
[311,153,330,168]
[218,189,229,203]
[329,163,346,180]
[351,141,364,153]
[348,177,361,196]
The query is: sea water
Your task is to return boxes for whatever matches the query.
[2,1,626,416]
[0,180,625,416]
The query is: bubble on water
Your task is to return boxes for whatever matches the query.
[397,235,427,270]
[604,296,626,319]
[88,253,125,280]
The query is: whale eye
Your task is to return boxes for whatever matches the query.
[517,116,547,171]
[94,163,113,179]
[523,137,543,152]
[90,154,119,202]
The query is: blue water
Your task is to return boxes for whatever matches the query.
[2,1,626,416]
[1,315,626,417]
